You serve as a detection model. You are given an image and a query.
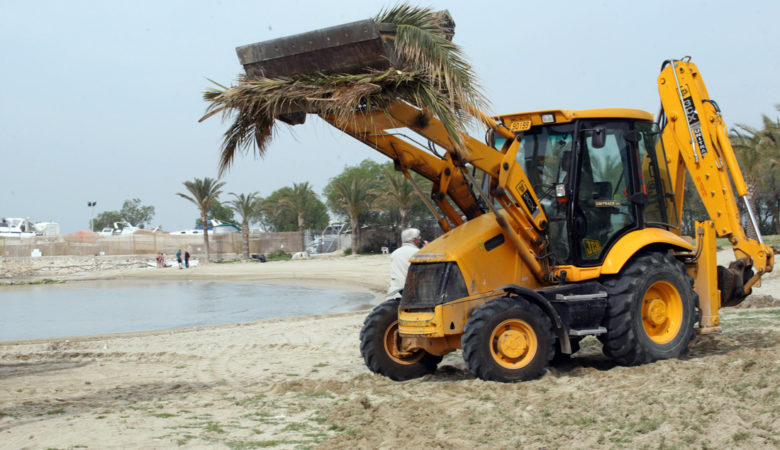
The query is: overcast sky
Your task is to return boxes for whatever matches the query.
[2,0,779,234]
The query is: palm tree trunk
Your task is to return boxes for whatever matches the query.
[350,218,359,253]
[202,212,210,262]
[242,220,250,259]
[298,213,305,252]
[775,194,780,234]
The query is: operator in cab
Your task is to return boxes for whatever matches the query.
[387,228,424,300]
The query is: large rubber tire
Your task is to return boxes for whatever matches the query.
[359,299,442,381]
[598,252,697,365]
[462,297,555,382]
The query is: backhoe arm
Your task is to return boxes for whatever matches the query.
[657,58,773,307]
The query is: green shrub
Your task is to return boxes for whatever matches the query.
[265,250,292,261]
[343,248,353,256]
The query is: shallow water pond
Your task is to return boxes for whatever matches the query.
[0,280,374,341]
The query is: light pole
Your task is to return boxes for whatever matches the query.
[88,201,97,232]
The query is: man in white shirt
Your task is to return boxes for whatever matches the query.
[387,228,424,300]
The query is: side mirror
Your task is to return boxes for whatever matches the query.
[591,127,606,149]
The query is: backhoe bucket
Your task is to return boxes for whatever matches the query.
[235,10,454,80]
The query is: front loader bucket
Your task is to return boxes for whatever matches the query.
[235,10,454,80]
[236,19,399,80]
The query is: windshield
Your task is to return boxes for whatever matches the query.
[492,124,575,263]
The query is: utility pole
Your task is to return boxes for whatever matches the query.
[88,201,97,231]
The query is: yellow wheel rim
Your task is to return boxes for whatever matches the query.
[383,320,424,365]
[642,280,683,344]
[490,319,538,369]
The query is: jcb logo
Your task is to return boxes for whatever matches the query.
[681,84,700,126]
[583,239,601,257]
[509,120,532,132]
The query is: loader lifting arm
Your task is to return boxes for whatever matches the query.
[657,57,774,315]
[322,100,554,283]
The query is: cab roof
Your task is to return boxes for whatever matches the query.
[495,108,654,131]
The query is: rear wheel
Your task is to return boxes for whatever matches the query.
[359,299,442,381]
[599,252,697,365]
[462,297,554,382]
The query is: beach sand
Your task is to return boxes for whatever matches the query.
[1,252,778,448]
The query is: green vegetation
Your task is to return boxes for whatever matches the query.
[324,160,382,252]
[177,177,226,262]
[262,183,329,232]
[92,198,155,230]
[264,250,292,261]
[227,191,263,260]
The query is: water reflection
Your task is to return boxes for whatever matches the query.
[0,280,374,341]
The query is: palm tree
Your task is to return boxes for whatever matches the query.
[327,175,377,252]
[732,125,766,239]
[177,177,225,262]
[276,182,315,250]
[226,191,262,259]
[376,165,417,231]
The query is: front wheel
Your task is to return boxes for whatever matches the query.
[359,299,442,381]
[462,297,554,382]
[599,252,697,365]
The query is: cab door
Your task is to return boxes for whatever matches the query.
[572,120,638,264]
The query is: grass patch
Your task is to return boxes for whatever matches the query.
[282,422,306,432]
[264,250,292,261]
[722,309,780,329]
[46,408,66,415]
[153,413,176,418]
[301,391,334,399]
[205,421,226,434]
[732,431,751,442]
[225,440,307,449]
[1,278,65,286]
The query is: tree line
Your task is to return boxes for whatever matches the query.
[175,160,437,261]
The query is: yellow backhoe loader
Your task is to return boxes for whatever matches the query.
[229,15,773,382]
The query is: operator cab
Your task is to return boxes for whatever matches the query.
[489,109,679,267]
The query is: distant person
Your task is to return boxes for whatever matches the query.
[156,252,164,268]
[387,228,424,300]
[176,249,183,269]
[184,250,190,268]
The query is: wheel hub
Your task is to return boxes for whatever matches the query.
[497,329,529,359]
[646,298,668,326]
[641,280,684,344]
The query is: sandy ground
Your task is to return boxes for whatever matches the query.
[1,251,779,448]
